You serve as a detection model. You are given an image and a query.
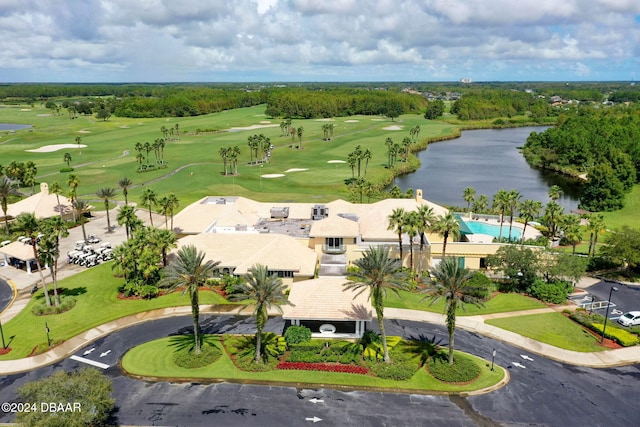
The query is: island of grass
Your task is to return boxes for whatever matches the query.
[121,334,506,394]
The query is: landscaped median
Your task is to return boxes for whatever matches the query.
[121,334,507,395]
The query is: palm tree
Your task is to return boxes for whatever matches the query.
[67,173,80,203]
[385,137,393,167]
[402,136,412,161]
[159,245,219,354]
[14,213,51,306]
[586,213,605,257]
[0,176,20,231]
[472,194,489,214]
[143,142,151,167]
[492,189,510,240]
[506,189,522,240]
[229,264,291,363]
[548,185,563,201]
[96,187,117,233]
[157,196,171,229]
[63,152,72,167]
[117,204,141,239]
[37,216,68,306]
[72,199,90,242]
[422,257,483,365]
[415,205,436,273]
[150,228,177,266]
[140,188,157,227]
[48,182,64,218]
[387,208,407,261]
[462,187,476,213]
[167,192,179,231]
[433,212,460,257]
[559,214,582,254]
[296,126,304,149]
[118,177,132,205]
[518,199,542,244]
[544,201,564,240]
[403,211,420,271]
[344,246,409,363]
[362,149,372,177]
[219,147,229,175]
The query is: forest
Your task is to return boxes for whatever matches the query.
[523,107,640,211]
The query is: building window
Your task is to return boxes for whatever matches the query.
[268,270,294,278]
[479,257,487,269]
[325,237,343,248]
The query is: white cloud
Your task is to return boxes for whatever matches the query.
[0,0,638,81]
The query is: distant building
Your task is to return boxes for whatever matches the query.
[460,78,472,84]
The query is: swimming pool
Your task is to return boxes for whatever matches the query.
[459,219,522,240]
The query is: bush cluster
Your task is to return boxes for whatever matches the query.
[288,341,360,364]
[173,344,222,369]
[121,282,159,299]
[32,296,76,316]
[366,352,418,381]
[427,353,481,383]
[284,325,312,345]
[527,280,571,304]
[466,272,493,300]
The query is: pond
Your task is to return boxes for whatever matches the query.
[0,123,32,131]
[395,126,581,212]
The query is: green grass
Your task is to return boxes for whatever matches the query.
[0,262,230,360]
[601,185,640,230]
[385,291,546,314]
[0,104,460,208]
[122,335,505,393]
[486,312,605,352]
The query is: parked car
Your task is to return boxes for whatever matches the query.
[617,311,640,327]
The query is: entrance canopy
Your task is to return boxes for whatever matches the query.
[0,241,37,273]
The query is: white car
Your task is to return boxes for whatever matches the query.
[617,311,640,327]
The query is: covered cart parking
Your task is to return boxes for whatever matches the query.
[0,241,40,274]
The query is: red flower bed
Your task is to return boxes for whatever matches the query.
[277,362,368,375]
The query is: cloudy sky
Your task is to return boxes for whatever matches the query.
[1,0,639,82]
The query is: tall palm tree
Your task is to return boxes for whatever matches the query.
[415,204,436,273]
[387,208,407,261]
[140,188,157,227]
[492,189,510,240]
[14,213,51,306]
[586,213,605,257]
[72,199,90,242]
[48,182,64,218]
[63,152,72,167]
[403,211,420,271]
[559,214,582,254]
[118,177,132,205]
[37,216,68,306]
[0,176,20,231]
[518,199,542,244]
[433,212,460,257]
[296,126,304,149]
[167,192,179,231]
[422,257,483,365]
[472,194,489,214]
[96,187,117,233]
[462,187,476,213]
[344,246,409,363]
[230,264,292,363]
[157,196,171,229]
[506,189,522,240]
[67,173,80,203]
[159,245,219,354]
[544,201,564,240]
[117,205,141,239]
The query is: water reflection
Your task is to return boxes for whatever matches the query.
[395,127,581,211]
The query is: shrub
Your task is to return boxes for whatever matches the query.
[139,285,159,299]
[527,279,571,304]
[591,323,639,347]
[427,353,481,383]
[466,272,493,300]
[32,295,77,315]
[284,325,312,345]
[59,167,74,173]
[173,344,222,369]
[366,352,417,380]
[587,256,621,272]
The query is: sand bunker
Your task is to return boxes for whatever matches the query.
[316,118,335,122]
[20,109,32,112]
[227,124,279,132]
[261,174,285,178]
[259,120,272,124]
[78,129,91,133]
[37,114,51,117]
[327,160,346,164]
[382,125,403,131]
[344,120,359,123]
[27,144,87,153]
[284,168,308,173]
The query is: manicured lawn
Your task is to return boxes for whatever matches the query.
[485,312,604,352]
[385,291,546,315]
[121,335,505,393]
[0,262,230,360]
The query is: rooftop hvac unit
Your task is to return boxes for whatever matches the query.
[215,198,226,204]
[270,207,290,218]
[312,204,329,220]
[235,224,247,232]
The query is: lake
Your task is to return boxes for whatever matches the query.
[395,126,581,212]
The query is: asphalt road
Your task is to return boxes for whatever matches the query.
[0,278,13,314]
[1,314,638,427]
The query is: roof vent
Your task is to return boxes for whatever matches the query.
[312,204,329,220]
